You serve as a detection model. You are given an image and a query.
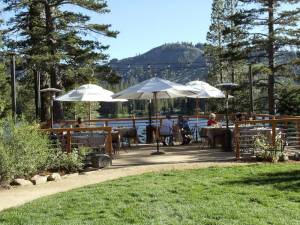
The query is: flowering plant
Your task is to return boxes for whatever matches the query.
[253,134,287,162]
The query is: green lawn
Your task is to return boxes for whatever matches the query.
[0,164,299,225]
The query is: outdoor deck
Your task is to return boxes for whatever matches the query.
[111,144,235,168]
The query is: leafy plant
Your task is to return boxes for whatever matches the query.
[254,134,287,163]
[0,118,88,184]
[47,146,94,173]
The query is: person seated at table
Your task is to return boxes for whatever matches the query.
[177,115,191,145]
[207,113,219,127]
[75,117,84,128]
[160,115,173,146]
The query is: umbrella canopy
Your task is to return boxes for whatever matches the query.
[113,77,197,154]
[185,81,226,98]
[55,84,127,102]
[112,77,197,100]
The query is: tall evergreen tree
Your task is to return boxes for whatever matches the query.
[2,0,118,120]
[205,0,226,84]
[237,0,300,114]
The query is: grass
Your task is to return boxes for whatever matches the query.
[0,163,299,225]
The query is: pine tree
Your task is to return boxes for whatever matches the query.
[205,0,226,84]
[222,0,249,83]
[237,0,300,114]
[0,19,11,118]
[2,0,118,120]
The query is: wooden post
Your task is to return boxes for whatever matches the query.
[106,128,113,157]
[297,122,300,150]
[132,115,136,128]
[235,122,240,159]
[66,130,71,153]
[271,120,276,147]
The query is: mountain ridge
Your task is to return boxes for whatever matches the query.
[109,43,208,83]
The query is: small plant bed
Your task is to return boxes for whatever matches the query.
[0,164,299,225]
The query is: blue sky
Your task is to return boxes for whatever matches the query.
[97,0,213,60]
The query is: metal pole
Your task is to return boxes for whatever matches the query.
[37,71,41,120]
[148,99,152,126]
[154,92,160,153]
[10,54,16,123]
[195,97,199,142]
[226,91,229,129]
[34,70,41,120]
[51,94,54,128]
[249,63,254,114]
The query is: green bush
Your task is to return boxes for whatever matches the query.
[0,118,84,184]
[0,119,53,183]
[0,143,13,182]
[47,149,84,173]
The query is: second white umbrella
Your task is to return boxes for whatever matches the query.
[113,77,198,154]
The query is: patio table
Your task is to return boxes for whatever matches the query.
[201,126,234,149]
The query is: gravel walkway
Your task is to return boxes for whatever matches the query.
[0,145,249,211]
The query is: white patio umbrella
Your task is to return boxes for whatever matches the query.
[185,81,228,142]
[186,80,226,98]
[113,77,198,154]
[55,84,127,121]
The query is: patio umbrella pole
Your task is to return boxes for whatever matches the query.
[154,92,160,153]
[195,97,199,142]
[89,102,91,126]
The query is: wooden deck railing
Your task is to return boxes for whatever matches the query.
[234,117,300,159]
[42,126,113,157]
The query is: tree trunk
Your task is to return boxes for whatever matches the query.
[267,0,275,115]
[44,1,63,120]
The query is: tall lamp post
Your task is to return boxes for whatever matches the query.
[40,88,62,128]
[217,83,238,151]
[10,53,17,123]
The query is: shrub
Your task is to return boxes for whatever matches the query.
[0,118,54,183]
[0,143,13,183]
[47,149,84,173]
[254,134,286,163]
[0,118,88,184]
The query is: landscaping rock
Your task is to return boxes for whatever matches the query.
[294,152,300,161]
[30,175,48,185]
[1,183,12,190]
[11,178,33,186]
[91,154,112,168]
[47,173,62,182]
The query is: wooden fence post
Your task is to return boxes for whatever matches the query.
[106,128,113,157]
[235,122,240,160]
[271,120,276,147]
[66,130,71,153]
[297,122,300,150]
[132,116,136,128]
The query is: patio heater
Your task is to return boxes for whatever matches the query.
[40,88,62,128]
[217,83,238,151]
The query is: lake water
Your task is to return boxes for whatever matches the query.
[97,118,211,143]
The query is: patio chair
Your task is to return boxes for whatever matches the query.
[159,126,173,146]
[199,128,211,149]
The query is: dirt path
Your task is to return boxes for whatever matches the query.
[0,161,250,212]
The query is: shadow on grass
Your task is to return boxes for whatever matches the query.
[223,169,300,192]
